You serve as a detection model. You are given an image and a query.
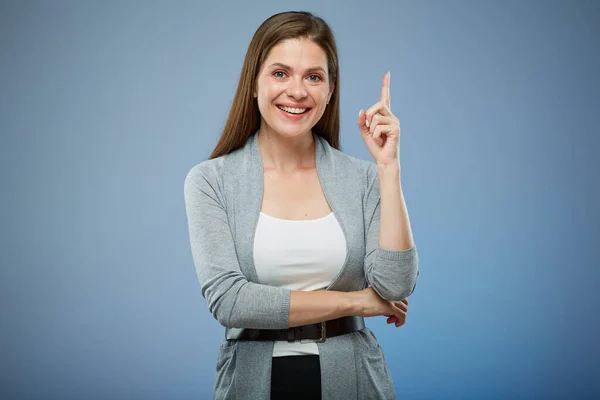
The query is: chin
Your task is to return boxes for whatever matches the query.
[267,120,312,137]
[277,125,313,137]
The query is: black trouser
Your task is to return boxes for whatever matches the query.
[270,355,322,399]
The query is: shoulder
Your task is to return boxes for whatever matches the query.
[183,153,233,198]
[184,140,250,193]
[185,157,223,186]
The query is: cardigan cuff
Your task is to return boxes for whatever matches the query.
[375,246,417,261]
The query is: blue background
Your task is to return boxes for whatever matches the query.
[1,0,599,399]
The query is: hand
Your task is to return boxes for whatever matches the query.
[353,287,408,328]
[384,299,408,328]
[357,71,401,167]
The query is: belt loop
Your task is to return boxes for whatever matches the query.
[287,328,295,343]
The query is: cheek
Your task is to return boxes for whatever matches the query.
[257,86,281,117]
[266,82,285,98]
[314,90,329,106]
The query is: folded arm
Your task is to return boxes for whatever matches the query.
[184,164,356,329]
[184,164,292,329]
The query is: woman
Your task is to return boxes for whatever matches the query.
[184,11,419,400]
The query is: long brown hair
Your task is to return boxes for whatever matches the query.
[208,11,341,160]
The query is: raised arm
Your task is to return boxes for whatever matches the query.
[363,163,419,301]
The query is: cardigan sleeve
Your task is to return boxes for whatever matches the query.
[363,163,419,301]
[184,163,291,329]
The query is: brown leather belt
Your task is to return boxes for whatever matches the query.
[225,316,365,343]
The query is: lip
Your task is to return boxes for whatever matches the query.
[276,103,312,109]
[276,104,311,121]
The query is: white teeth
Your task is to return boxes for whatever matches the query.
[278,105,308,114]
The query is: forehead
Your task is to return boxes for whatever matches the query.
[263,38,328,71]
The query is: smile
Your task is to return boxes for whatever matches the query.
[277,105,310,115]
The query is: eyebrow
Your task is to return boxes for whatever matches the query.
[267,62,327,75]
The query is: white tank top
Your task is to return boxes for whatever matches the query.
[253,211,347,357]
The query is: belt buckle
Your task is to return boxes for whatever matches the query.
[300,321,326,344]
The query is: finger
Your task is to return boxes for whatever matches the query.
[393,310,406,327]
[393,300,408,312]
[369,114,393,135]
[365,102,391,126]
[359,109,381,147]
[372,125,393,146]
[357,109,370,136]
[394,312,406,327]
[390,302,407,317]
[380,71,391,109]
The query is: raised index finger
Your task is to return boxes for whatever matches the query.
[380,71,391,108]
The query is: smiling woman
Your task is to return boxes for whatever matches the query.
[184,10,419,400]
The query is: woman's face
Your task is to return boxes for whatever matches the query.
[254,38,334,138]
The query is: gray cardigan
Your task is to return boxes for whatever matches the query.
[184,131,419,399]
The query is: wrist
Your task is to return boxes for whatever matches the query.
[378,162,401,179]
[377,161,400,172]
[342,291,363,317]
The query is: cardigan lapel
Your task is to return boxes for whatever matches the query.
[228,131,263,283]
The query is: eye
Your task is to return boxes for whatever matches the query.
[273,71,287,78]
[308,74,322,82]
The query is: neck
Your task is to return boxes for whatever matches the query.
[257,126,316,173]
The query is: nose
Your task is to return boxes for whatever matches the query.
[286,77,308,100]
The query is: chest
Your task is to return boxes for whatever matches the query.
[260,169,332,220]
[224,149,368,292]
